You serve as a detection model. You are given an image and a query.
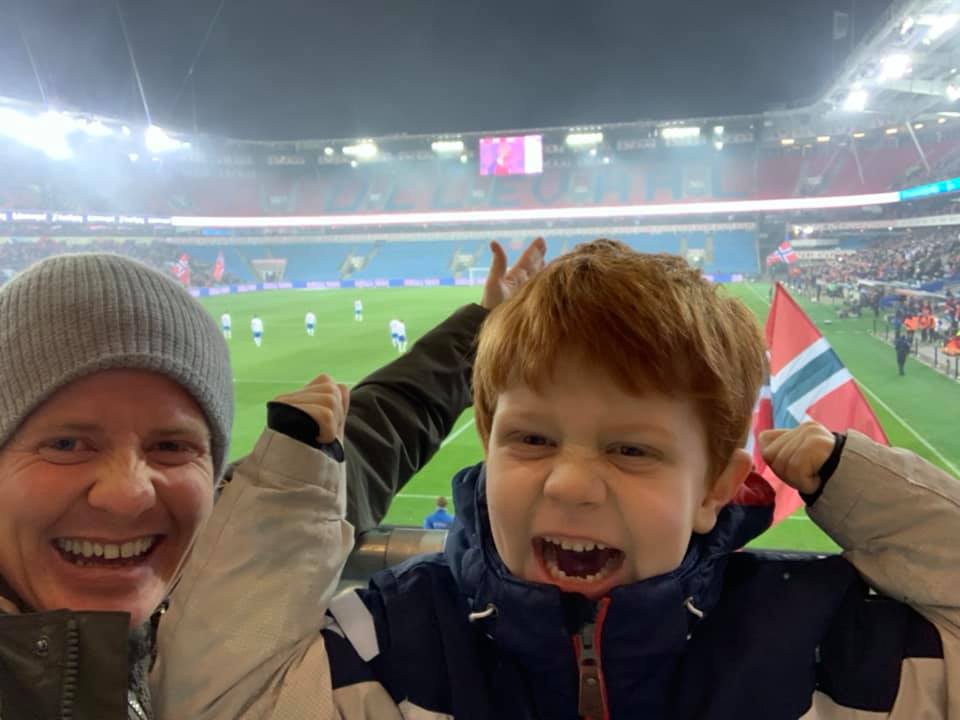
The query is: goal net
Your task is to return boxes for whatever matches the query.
[467,266,489,285]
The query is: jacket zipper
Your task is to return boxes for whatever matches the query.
[575,598,611,720]
[59,619,79,720]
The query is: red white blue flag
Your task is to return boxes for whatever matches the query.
[171,253,191,287]
[766,241,798,266]
[747,284,889,523]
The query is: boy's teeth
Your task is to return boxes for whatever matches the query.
[56,536,157,561]
[545,536,608,553]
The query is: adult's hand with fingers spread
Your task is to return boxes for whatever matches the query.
[758,421,838,496]
[272,374,351,444]
[481,237,547,310]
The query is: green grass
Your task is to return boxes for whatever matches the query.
[201,282,960,553]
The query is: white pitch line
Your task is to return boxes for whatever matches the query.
[441,418,476,448]
[856,383,960,477]
[744,286,960,479]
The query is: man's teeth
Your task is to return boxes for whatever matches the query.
[56,536,157,560]
[542,535,608,553]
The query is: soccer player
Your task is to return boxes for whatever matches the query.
[423,496,455,530]
[251,314,264,347]
[354,299,363,322]
[221,311,232,340]
[305,311,316,337]
[396,319,407,352]
[389,318,401,349]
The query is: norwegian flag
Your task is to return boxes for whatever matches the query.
[746,284,889,524]
[766,241,798,266]
[212,251,225,282]
[171,253,191,287]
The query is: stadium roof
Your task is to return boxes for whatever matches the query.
[819,0,960,121]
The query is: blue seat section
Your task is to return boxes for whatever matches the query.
[351,241,464,279]
[187,230,758,282]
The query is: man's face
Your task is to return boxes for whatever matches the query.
[484,357,749,599]
[0,370,215,627]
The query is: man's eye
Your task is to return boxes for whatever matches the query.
[44,438,82,452]
[154,440,187,453]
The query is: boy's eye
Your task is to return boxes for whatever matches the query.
[521,434,550,446]
[611,444,657,459]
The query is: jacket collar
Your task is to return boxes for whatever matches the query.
[444,462,775,717]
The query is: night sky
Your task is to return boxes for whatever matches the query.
[1,0,893,140]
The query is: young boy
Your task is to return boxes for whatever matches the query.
[322,240,959,719]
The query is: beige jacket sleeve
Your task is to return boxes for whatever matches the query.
[152,429,355,720]
[807,429,960,718]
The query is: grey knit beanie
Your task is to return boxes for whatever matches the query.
[0,253,233,480]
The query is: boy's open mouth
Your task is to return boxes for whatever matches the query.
[534,535,625,587]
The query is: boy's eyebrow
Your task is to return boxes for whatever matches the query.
[497,411,679,443]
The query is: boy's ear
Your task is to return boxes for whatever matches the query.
[693,449,753,534]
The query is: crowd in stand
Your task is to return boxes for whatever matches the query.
[0,238,241,286]
[784,228,960,355]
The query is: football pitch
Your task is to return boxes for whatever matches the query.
[201,282,960,553]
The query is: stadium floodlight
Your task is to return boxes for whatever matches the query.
[713,125,724,136]
[879,53,911,82]
[460,154,469,164]
[349,160,359,168]
[121,125,131,137]
[323,146,335,156]
[564,131,604,147]
[780,138,796,146]
[947,84,960,102]
[816,135,831,143]
[842,87,868,112]
[145,125,189,153]
[0,108,73,159]
[431,139,465,154]
[885,127,899,135]
[342,141,378,159]
[853,131,866,138]
[602,156,611,164]
[914,122,925,129]
[128,152,139,163]
[661,126,700,140]
[940,117,949,123]
[713,140,724,151]
[918,13,958,42]
[82,119,113,137]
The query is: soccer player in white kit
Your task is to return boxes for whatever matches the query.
[354,299,363,321]
[251,314,264,347]
[220,312,232,340]
[396,319,407,353]
[305,311,316,337]
[389,318,401,349]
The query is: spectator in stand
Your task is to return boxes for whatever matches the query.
[423,496,455,530]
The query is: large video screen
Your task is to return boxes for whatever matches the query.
[478,134,543,176]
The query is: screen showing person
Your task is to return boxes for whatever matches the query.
[478,135,543,176]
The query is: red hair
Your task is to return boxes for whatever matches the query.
[473,239,766,477]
